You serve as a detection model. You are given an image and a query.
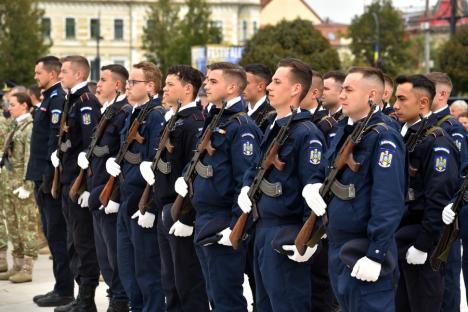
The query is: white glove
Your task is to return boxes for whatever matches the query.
[406,245,427,265]
[302,183,327,216]
[106,157,121,177]
[282,244,317,262]
[169,221,194,237]
[351,256,382,282]
[175,177,188,198]
[78,191,90,208]
[77,152,89,170]
[217,228,233,246]
[237,186,252,213]
[131,211,156,228]
[104,200,120,214]
[51,150,59,168]
[139,161,155,186]
[13,187,30,199]
[442,203,455,225]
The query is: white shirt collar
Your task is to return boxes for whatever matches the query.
[269,108,301,129]
[401,112,432,137]
[101,94,126,114]
[165,101,198,121]
[153,94,159,100]
[16,113,31,123]
[348,106,379,125]
[329,105,342,116]
[433,105,448,114]
[70,81,88,94]
[226,96,241,109]
[247,95,267,116]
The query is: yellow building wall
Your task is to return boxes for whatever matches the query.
[260,0,321,26]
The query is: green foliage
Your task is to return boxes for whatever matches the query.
[0,0,49,85]
[348,0,416,76]
[439,26,468,94]
[240,19,340,74]
[142,0,221,75]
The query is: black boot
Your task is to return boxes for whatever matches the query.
[54,297,80,312]
[107,299,129,312]
[69,285,97,312]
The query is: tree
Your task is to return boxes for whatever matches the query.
[0,0,49,85]
[142,0,221,75]
[348,0,416,76]
[438,26,468,94]
[240,19,340,74]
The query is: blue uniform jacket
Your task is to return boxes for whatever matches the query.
[325,111,406,263]
[26,83,65,182]
[190,100,262,227]
[60,85,101,184]
[400,114,460,252]
[87,98,131,211]
[243,110,325,224]
[120,98,166,214]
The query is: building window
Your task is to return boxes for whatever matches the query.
[42,17,51,38]
[113,59,126,67]
[242,20,248,41]
[253,21,258,34]
[114,19,124,40]
[65,18,75,39]
[90,59,99,82]
[90,18,100,39]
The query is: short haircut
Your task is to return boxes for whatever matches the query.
[277,58,312,101]
[458,112,468,119]
[28,85,41,100]
[133,61,162,92]
[323,70,346,84]
[451,100,468,112]
[244,63,272,85]
[395,74,436,103]
[311,70,323,90]
[383,73,394,88]
[36,56,61,74]
[61,55,90,79]
[167,65,203,99]
[425,72,453,90]
[207,62,247,91]
[347,67,385,87]
[101,64,129,90]
[12,92,33,109]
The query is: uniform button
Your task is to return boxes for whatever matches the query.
[375,250,380,254]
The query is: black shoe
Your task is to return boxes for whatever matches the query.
[36,291,74,307]
[33,290,54,303]
[69,285,97,312]
[54,299,79,312]
[107,299,129,312]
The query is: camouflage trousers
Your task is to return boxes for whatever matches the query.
[0,179,8,251]
[3,185,39,258]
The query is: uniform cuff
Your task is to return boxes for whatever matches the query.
[366,241,388,263]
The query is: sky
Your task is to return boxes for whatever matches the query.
[306,0,440,24]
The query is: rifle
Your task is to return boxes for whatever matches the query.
[430,176,468,271]
[230,107,297,249]
[51,89,71,199]
[69,91,121,201]
[138,99,182,214]
[294,101,377,255]
[254,97,271,126]
[0,122,19,171]
[311,99,323,124]
[99,94,153,207]
[170,99,227,221]
[406,114,428,153]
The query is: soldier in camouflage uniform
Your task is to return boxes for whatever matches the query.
[0,92,38,283]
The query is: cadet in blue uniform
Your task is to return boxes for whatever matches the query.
[105,61,166,312]
[393,74,460,312]
[77,64,130,312]
[139,65,210,312]
[50,55,101,312]
[310,67,406,312]
[425,72,467,312]
[174,62,262,312]
[27,56,74,308]
[381,74,398,118]
[238,58,325,311]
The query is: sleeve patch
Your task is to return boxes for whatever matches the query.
[309,139,323,146]
[380,140,397,149]
[433,147,450,154]
[51,110,61,124]
[378,148,394,168]
[434,155,448,173]
[80,106,92,112]
[453,133,464,139]
[241,132,255,139]
[82,113,92,125]
[309,146,322,165]
[242,140,254,156]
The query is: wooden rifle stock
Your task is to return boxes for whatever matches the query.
[295,102,377,255]
[230,107,297,249]
[138,100,182,214]
[170,99,227,221]
[69,169,85,201]
[51,167,61,199]
[99,176,116,207]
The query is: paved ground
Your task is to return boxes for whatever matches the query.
[0,250,466,311]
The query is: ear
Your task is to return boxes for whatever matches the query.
[185,83,193,97]
[291,83,301,98]
[419,95,430,111]
[368,89,377,102]
[146,81,156,94]
[257,80,265,93]
[226,81,237,96]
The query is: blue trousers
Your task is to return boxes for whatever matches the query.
[117,187,165,312]
[254,224,312,312]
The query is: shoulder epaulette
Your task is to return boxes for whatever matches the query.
[425,126,445,138]
[436,114,455,127]
[365,122,388,134]
[50,89,58,98]
[79,92,90,104]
